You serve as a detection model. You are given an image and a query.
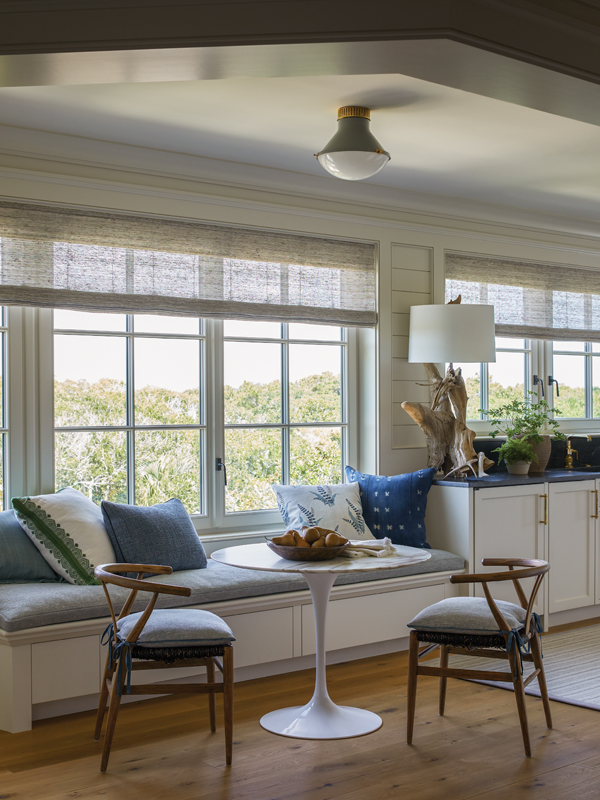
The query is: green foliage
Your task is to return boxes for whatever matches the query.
[483,391,566,443]
[55,371,343,514]
[492,437,538,466]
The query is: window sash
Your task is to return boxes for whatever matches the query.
[48,313,351,532]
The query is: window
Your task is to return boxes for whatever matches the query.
[446,252,600,432]
[459,338,532,420]
[223,321,347,515]
[456,336,600,428]
[54,310,205,512]
[52,310,348,528]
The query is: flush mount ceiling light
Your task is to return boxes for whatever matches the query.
[315,106,390,181]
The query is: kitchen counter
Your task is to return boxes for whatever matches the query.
[433,468,600,489]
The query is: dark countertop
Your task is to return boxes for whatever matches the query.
[433,469,600,490]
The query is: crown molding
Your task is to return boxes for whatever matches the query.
[1,139,600,257]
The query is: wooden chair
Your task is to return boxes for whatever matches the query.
[406,558,551,757]
[94,563,234,772]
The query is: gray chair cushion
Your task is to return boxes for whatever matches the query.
[101,498,207,572]
[0,510,61,584]
[116,608,235,647]
[0,548,465,632]
[408,596,527,635]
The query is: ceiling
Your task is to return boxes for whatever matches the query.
[1,60,600,224]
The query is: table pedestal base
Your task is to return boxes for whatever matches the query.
[260,696,382,739]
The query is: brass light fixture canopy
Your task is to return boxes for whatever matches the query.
[315,106,390,181]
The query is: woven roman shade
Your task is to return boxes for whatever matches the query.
[446,252,600,343]
[0,201,377,327]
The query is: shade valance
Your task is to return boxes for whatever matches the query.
[0,201,377,327]
[446,251,600,343]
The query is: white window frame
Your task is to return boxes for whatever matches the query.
[463,337,600,436]
[8,308,357,534]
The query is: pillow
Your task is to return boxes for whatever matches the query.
[0,509,61,583]
[407,597,527,635]
[116,608,235,647]
[12,487,116,585]
[101,498,207,571]
[271,482,374,540]
[345,466,436,548]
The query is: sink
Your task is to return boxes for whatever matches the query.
[569,465,600,472]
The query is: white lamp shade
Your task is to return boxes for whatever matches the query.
[408,304,496,363]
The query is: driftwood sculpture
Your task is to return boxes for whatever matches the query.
[402,362,494,477]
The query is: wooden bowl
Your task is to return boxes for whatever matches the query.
[266,540,349,561]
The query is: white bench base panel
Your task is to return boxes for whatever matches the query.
[0,571,459,733]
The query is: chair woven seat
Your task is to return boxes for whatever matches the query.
[130,643,228,662]
[414,629,511,650]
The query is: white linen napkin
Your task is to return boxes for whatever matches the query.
[339,537,397,558]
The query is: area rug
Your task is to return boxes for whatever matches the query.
[448,624,600,711]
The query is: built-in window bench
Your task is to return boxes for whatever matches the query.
[0,549,464,733]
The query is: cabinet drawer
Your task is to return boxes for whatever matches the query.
[301,584,446,656]
[223,607,294,668]
[32,635,101,704]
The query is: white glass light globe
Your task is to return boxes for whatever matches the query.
[317,150,390,181]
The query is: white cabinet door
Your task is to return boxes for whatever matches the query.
[473,485,546,614]
[548,481,595,613]
[596,480,600,606]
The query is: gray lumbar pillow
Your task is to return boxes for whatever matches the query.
[0,509,61,583]
[100,498,207,571]
[407,597,527,635]
[116,608,235,647]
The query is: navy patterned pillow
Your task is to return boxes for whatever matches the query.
[344,466,437,548]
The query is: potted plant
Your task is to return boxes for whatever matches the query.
[483,392,565,473]
[492,437,538,475]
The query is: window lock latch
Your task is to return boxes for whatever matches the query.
[533,375,544,397]
[548,376,560,397]
[215,457,227,486]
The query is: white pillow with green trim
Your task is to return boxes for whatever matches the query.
[12,487,116,585]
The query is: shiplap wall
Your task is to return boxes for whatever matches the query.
[390,244,433,450]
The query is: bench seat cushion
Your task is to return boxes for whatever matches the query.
[0,549,465,633]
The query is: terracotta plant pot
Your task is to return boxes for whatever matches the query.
[506,461,531,476]
[528,434,552,473]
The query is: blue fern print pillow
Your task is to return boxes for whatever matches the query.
[345,466,437,548]
[271,483,374,540]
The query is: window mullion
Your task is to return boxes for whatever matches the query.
[542,340,554,413]
[586,343,593,419]
[211,319,226,527]
[126,315,135,504]
[281,324,290,486]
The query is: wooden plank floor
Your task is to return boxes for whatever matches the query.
[2,646,600,799]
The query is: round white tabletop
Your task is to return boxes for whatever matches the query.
[211,542,431,739]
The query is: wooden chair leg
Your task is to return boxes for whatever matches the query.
[406,631,420,745]
[439,644,449,716]
[100,660,126,772]
[94,651,114,741]
[223,646,234,766]
[530,633,552,729]
[509,648,531,758]
[207,657,217,733]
